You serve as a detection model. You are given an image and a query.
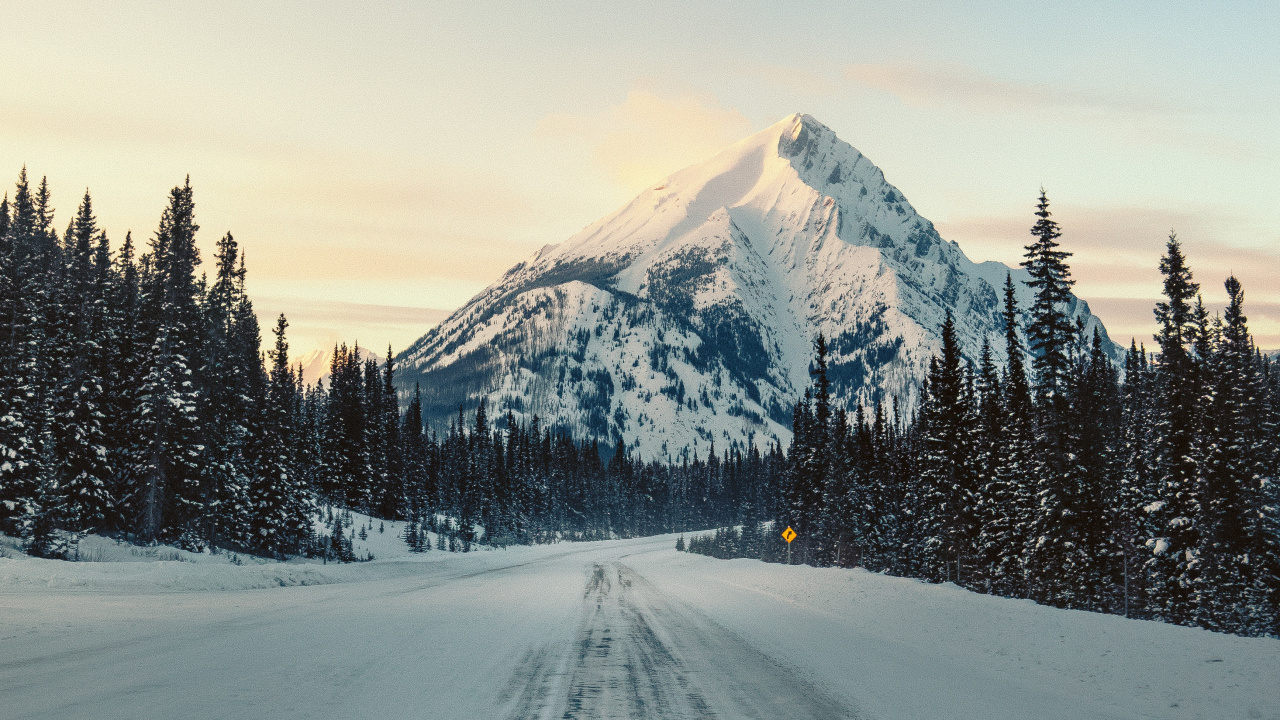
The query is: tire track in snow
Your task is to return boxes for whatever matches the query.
[503,561,859,720]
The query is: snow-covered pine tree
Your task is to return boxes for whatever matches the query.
[246,314,312,557]
[860,400,899,573]
[14,173,68,554]
[915,312,976,583]
[986,274,1037,596]
[0,171,49,538]
[1199,276,1271,633]
[130,179,207,546]
[197,232,255,547]
[971,337,1003,589]
[1020,191,1082,607]
[1258,354,1280,636]
[323,343,367,507]
[1116,342,1156,618]
[371,348,403,520]
[1147,232,1204,624]
[47,191,114,535]
[401,383,430,522]
[1062,328,1123,611]
[358,355,383,512]
[1022,191,1076,413]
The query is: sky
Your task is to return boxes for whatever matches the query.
[2,1,1277,366]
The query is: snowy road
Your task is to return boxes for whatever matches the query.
[504,561,852,719]
[2,533,1278,720]
[3,536,854,720]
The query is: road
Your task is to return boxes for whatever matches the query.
[503,561,853,719]
[3,534,1277,720]
[0,536,854,720]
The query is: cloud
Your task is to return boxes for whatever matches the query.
[843,62,1182,117]
[538,90,754,191]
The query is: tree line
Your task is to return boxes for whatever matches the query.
[686,191,1280,639]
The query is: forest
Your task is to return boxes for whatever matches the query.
[0,173,1275,638]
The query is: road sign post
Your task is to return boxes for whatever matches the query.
[782,526,796,564]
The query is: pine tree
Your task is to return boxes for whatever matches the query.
[47,191,114,534]
[1022,191,1076,412]
[1020,191,1084,606]
[1118,341,1157,618]
[197,232,256,547]
[372,348,403,519]
[915,312,976,582]
[979,273,1036,596]
[104,231,144,535]
[246,315,311,556]
[0,170,48,537]
[1061,328,1122,610]
[1147,232,1203,623]
[130,179,206,545]
[1199,276,1270,633]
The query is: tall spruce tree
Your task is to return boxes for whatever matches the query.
[984,273,1037,596]
[1022,191,1076,412]
[47,191,113,534]
[1020,191,1085,606]
[246,314,311,556]
[198,232,256,546]
[0,171,47,537]
[1148,232,1203,623]
[131,179,206,545]
[1200,276,1272,633]
[916,312,976,582]
[1118,341,1157,618]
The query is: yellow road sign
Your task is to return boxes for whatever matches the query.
[782,526,797,544]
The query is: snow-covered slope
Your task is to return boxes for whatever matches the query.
[400,114,1118,460]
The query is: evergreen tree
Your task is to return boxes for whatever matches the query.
[198,232,256,546]
[130,179,206,545]
[1147,232,1203,623]
[1117,341,1157,618]
[1020,191,1085,606]
[47,191,113,534]
[1022,190,1076,411]
[1200,277,1271,633]
[915,312,976,582]
[246,315,311,556]
[0,170,48,537]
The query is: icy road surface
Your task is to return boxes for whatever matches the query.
[2,532,1278,720]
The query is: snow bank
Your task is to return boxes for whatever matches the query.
[0,511,486,594]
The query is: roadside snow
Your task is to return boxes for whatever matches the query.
[0,511,461,593]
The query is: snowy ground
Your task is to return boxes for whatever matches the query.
[1,525,1277,719]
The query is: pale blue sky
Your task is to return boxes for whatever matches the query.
[2,1,1276,358]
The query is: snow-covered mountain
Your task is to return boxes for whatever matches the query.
[399,114,1118,460]
[297,346,383,386]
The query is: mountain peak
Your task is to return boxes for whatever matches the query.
[398,115,1119,460]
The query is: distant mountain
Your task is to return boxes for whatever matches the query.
[297,345,383,386]
[398,114,1119,460]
